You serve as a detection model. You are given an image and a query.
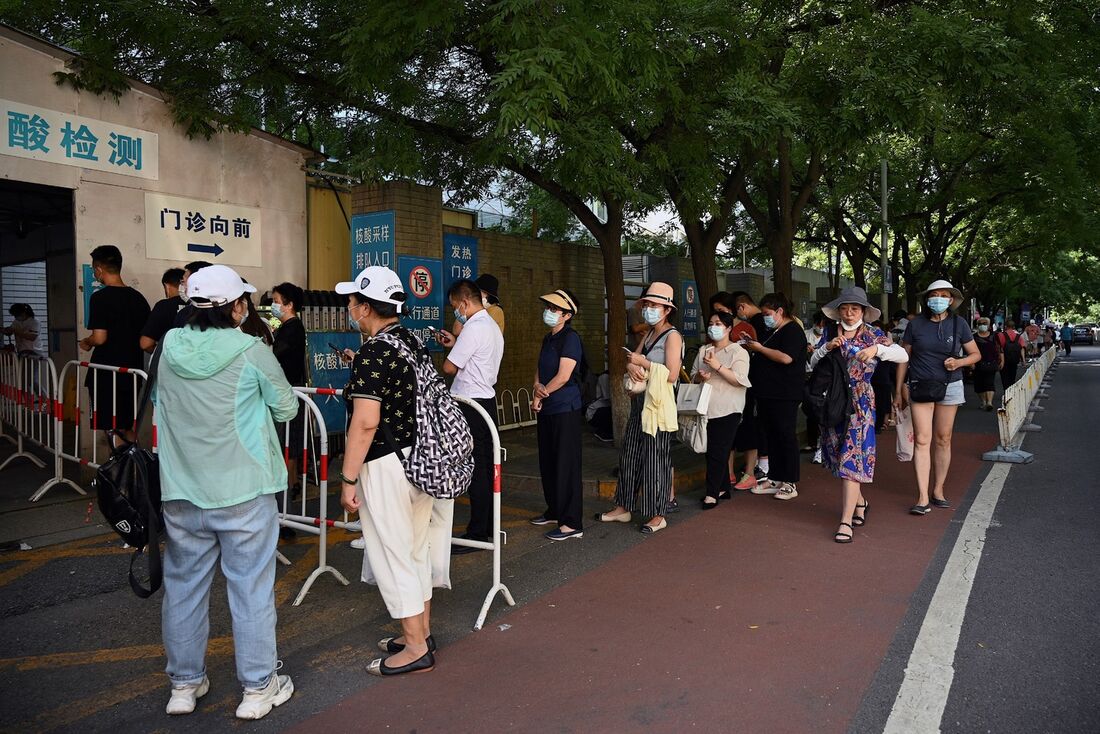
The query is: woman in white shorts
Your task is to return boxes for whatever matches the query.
[894,280,980,516]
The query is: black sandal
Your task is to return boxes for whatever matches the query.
[834,522,853,544]
[852,501,869,527]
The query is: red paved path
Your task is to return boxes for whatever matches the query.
[290,433,995,733]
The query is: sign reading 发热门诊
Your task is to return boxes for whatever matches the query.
[443,233,478,285]
[351,211,396,276]
[2,98,159,180]
[398,256,443,353]
[144,192,262,268]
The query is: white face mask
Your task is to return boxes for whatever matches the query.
[643,307,662,325]
[707,325,727,342]
[841,319,863,331]
[543,309,560,328]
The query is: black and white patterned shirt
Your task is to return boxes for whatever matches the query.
[344,325,417,462]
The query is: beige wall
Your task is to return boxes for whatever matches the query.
[0,34,309,336]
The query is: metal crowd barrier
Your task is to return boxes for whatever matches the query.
[983,347,1057,464]
[31,360,150,502]
[0,351,19,446]
[496,387,536,432]
[0,354,51,472]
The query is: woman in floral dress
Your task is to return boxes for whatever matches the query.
[810,288,909,543]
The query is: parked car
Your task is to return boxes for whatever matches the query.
[1072,324,1096,345]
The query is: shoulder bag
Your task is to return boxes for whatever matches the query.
[908,316,958,403]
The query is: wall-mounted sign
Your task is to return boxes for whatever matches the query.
[350,211,395,276]
[2,97,159,180]
[681,280,700,337]
[81,264,104,329]
[443,232,478,284]
[305,331,361,432]
[144,192,261,268]
[397,256,443,353]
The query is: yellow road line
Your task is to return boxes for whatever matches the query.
[0,559,45,587]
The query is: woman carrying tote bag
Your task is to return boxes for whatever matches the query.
[691,311,751,509]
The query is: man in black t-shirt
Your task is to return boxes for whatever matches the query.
[335,266,436,677]
[79,245,151,444]
[140,267,185,353]
[730,291,771,487]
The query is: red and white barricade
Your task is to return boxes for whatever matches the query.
[0,355,58,473]
[0,350,19,446]
[31,361,149,502]
[277,388,352,606]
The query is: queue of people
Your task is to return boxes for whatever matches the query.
[63,246,1034,716]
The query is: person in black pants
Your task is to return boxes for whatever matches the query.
[741,293,807,501]
[691,312,751,508]
[271,282,307,494]
[531,289,585,541]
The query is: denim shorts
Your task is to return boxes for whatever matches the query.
[939,380,965,406]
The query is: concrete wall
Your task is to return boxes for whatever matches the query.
[0,34,309,342]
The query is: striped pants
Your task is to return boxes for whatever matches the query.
[614,398,674,518]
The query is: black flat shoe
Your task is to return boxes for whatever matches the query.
[717,490,732,501]
[930,498,951,508]
[700,498,719,510]
[367,650,435,676]
[909,504,931,515]
[379,634,437,655]
[834,522,853,544]
[852,501,869,527]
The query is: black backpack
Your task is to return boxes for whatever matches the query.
[804,344,851,430]
[1000,331,1024,361]
[94,347,162,598]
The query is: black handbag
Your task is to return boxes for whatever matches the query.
[907,316,959,404]
[94,347,162,598]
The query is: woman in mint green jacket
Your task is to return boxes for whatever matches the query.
[153,265,299,721]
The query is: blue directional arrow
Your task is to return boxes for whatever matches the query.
[187,243,224,257]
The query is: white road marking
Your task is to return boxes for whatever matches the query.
[883,440,1023,733]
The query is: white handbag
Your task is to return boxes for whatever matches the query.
[622,372,648,395]
[676,382,712,415]
[678,414,707,453]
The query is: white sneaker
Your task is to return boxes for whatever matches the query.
[166,676,209,715]
[812,448,823,464]
[236,673,294,720]
[350,537,365,550]
[774,483,799,501]
[751,479,780,495]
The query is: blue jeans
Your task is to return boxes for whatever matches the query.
[162,494,279,690]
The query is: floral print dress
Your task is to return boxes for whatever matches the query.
[818,325,894,483]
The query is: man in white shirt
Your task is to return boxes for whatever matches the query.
[436,279,504,555]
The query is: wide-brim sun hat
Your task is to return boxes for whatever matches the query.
[918,279,965,310]
[540,289,578,314]
[638,281,677,311]
[822,286,881,324]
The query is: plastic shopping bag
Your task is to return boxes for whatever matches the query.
[896,406,914,462]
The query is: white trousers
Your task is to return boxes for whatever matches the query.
[429,498,454,589]
[356,452,433,619]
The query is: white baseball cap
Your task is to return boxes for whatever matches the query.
[186,264,256,308]
[335,266,407,313]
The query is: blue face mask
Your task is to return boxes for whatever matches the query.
[763,313,777,329]
[927,297,951,315]
[707,325,727,342]
[643,307,662,325]
[270,303,284,319]
[543,309,560,328]
[454,307,468,325]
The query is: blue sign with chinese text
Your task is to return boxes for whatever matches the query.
[443,233,479,285]
[681,280,701,337]
[350,211,396,277]
[82,263,105,329]
[305,331,361,432]
[397,256,444,353]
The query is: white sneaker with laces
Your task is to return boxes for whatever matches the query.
[236,673,294,720]
[350,537,365,550]
[750,478,780,495]
[166,676,209,715]
[774,483,799,501]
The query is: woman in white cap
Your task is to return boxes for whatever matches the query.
[810,287,908,543]
[155,264,299,720]
[894,280,980,515]
[596,282,682,533]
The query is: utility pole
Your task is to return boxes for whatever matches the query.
[880,158,889,316]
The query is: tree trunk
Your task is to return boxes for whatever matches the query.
[594,210,631,445]
[684,221,720,309]
[769,224,795,299]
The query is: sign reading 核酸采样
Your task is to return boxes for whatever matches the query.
[2,98,159,180]
[144,192,262,268]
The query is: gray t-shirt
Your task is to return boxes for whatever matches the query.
[902,315,973,383]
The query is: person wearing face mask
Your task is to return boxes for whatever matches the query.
[448,273,506,338]
[692,312,751,508]
[971,317,1002,411]
[172,261,213,328]
[597,282,683,534]
[140,268,186,353]
[530,289,585,540]
[78,245,151,447]
[730,292,769,488]
[894,280,980,515]
[155,264,299,719]
[810,288,908,543]
[435,279,505,551]
[740,293,807,501]
[270,282,307,496]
